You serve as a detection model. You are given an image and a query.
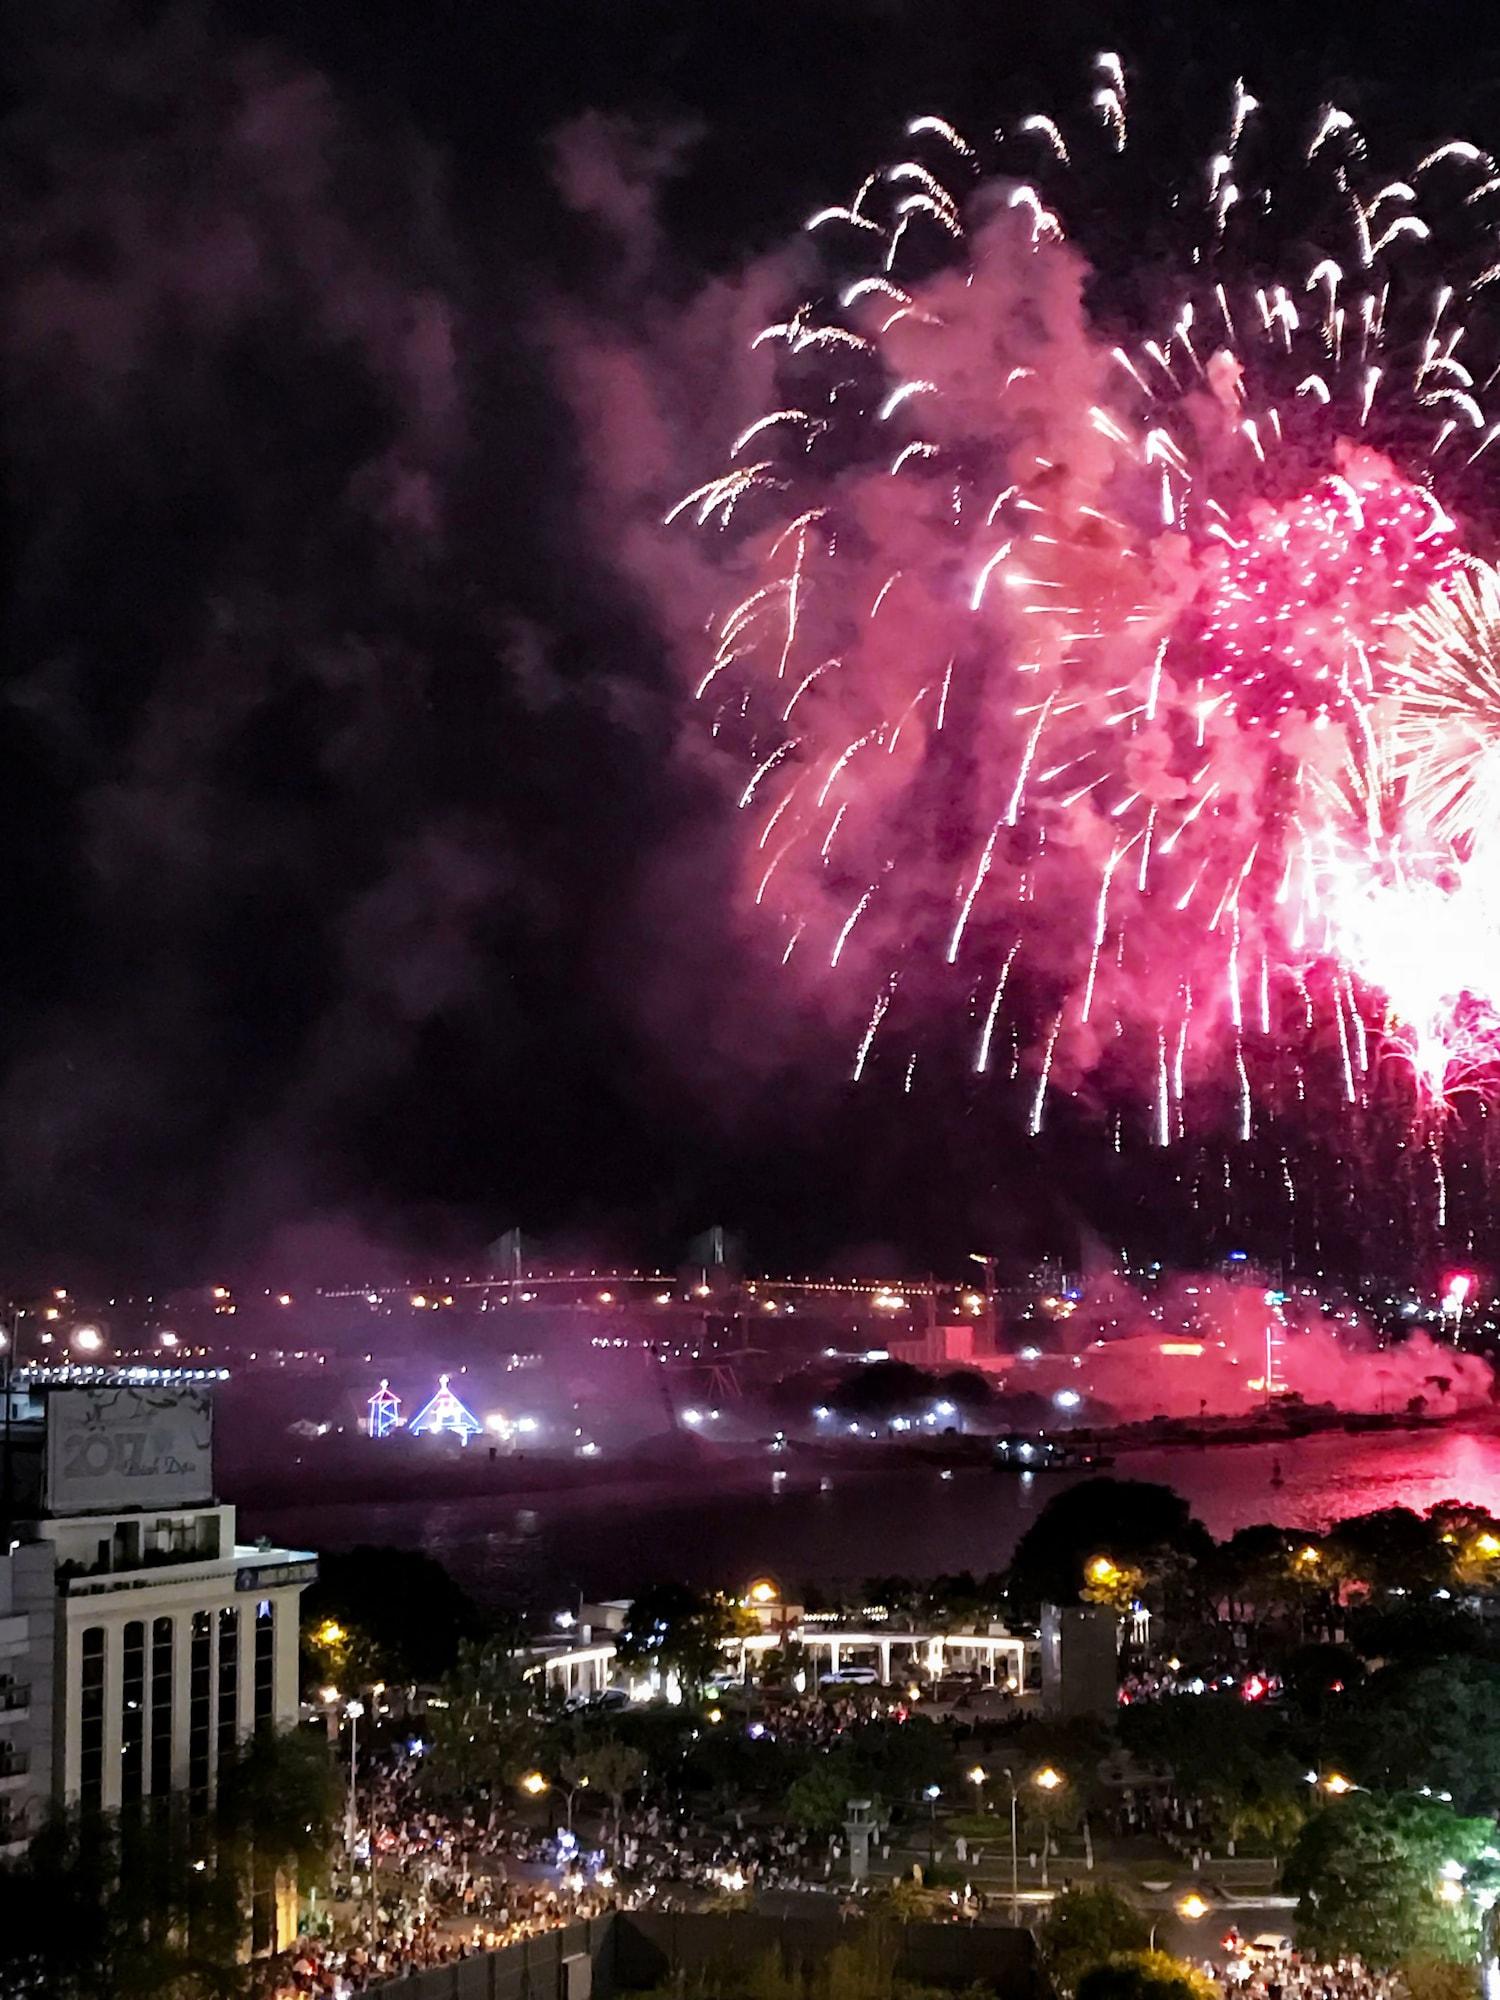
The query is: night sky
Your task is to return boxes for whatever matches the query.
[9,1,1500,1288]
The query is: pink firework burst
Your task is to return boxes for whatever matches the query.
[663,58,1500,1146]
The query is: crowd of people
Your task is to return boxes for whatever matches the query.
[266,1724,921,1996]
[1223,1946,1396,2000]
[260,1708,1398,1999]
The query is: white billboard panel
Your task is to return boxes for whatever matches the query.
[45,1386,214,1515]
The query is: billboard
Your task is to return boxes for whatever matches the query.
[45,1386,214,1515]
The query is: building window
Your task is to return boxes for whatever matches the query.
[253,1600,275,1726]
[150,1617,174,1796]
[79,1626,106,1813]
[216,1607,238,1763]
[188,1611,211,1809]
[121,1620,145,1806]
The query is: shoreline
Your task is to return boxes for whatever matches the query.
[224,1401,1491,1518]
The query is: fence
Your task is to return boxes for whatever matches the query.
[363,1919,612,2000]
[365,1910,1044,2000]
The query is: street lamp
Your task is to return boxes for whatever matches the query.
[1032,1767,1067,1888]
[988,1770,1023,1921]
[925,1784,942,1865]
[1150,1892,1211,1950]
[71,1325,103,1356]
[1306,1770,1360,1795]
[561,1773,590,1830]
[343,1698,365,1856]
[520,1771,548,1797]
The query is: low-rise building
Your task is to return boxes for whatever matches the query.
[0,1375,315,1851]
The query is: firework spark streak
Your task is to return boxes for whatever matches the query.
[661,55,1500,1206]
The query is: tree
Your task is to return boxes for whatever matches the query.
[921,1571,1009,1625]
[1401,1959,1481,2000]
[1428,1501,1500,1594]
[217,1726,340,1951]
[216,1726,339,1881]
[1075,1951,1217,2000]
[835,1362,934,1419]
[1007,1481,1213,1617]
[1283,1794,1494,1965]
[573,1738,646,1850]
[1039,1887,1152,1994]
[1080,1555,1148,1614]
[1331,1657,1500,1814]
[1117,1697,1306,1856]
[932,1369,996,1414]
[1211,1526,1350,1636]
[1343,1601,1488,1663]
[1007,1716,1114,1816]
[842,1715,950,1803]
[423,1638,538,1800]
[0,1803,246,1999]
[786,1761,852,1834]
[301,1545,479,1690]
[1325,1508,1446,1600]
[614,1583,746,1694]
[759,1638,813,1690]
[1281,1643,1366,1722]
[1212,1524,1305,1625]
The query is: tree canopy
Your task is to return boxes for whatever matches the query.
[1007,1480,1213,1615]
[1328,1656,1500,1814]
[0,1728,338,1998]
[422,1638,538,1800]
[302,1543,480,1688]
[614,1583,748,1692]
[1075,1950,1218,2000]
[1039,1886,1152,1995]
[1283,1794,1496,1965]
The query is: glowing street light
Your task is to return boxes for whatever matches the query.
[520,1771,548,1797]
[71,1325,103,1354]
[1031,1766,1067,1887]
[1149,1891,1213,1949]
[343,1697,364,1854]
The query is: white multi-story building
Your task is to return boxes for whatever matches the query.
[0,1376,315,1851]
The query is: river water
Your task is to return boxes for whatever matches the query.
[241,1420,1500,1611]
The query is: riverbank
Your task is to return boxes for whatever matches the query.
[235,1416,1500,1611]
